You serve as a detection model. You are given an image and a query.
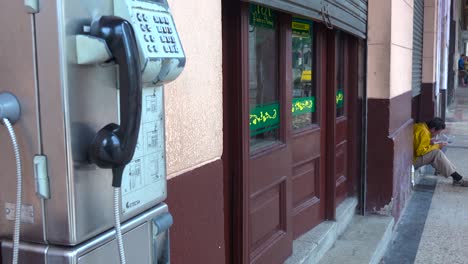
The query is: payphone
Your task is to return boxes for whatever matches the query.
[0,0,185,263]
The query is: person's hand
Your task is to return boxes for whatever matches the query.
[438,142,448,148]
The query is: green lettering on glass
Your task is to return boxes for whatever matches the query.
[249,4,276,29]
[292,97,316,116]
[336,89,344,108]
[250,103,280,136]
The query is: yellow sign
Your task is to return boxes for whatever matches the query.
[292,21,310,31]
[292,19,312,37]
[301,70,312,82]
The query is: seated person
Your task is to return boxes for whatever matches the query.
[413,117,468,186]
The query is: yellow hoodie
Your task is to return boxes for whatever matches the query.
[413,122,440,162]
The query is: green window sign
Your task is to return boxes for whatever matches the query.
[336,89,344,108]
[292,96,316,116]
[249,4,276,29]
[250,103,280,136]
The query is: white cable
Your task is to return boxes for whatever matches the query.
[3,118,22,264]
[114,187,126,264]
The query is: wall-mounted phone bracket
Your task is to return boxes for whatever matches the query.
[24,0,39,13]
[0,92,21,125]
[75,35,112,65]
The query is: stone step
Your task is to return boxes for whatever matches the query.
[318,215,394,264]
[285,197,358,264]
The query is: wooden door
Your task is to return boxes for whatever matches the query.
[224,3,360,263]
[290,19,326,238]
[334,31,350,206]
[245,5,293,264]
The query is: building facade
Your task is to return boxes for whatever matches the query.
[0,0,462,263]
[167,0,462,263]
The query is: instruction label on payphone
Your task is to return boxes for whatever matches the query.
[121,86,166,215]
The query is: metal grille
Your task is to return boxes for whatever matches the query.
[326,0,367,38]
[243,0,368,38]
[412,0,424,97]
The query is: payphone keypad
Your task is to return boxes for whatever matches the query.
[133,10,184,59]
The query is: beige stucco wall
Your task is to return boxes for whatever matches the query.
[422,0,438,83]
[367,0,414,99]
[164,0,223,178]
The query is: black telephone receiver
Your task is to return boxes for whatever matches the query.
[88,16,142,188]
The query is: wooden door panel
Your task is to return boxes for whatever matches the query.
[291,129,321,160]
[250,222,291,264]
[334,148,348,205]
[336,118,348,141]
[335,142,346,180]
[335,115,348,205]
[250,146,290,192]
[291,128,324,238]
[249,144,292,263]
[249,180,287,253]
[292,158,319,207]
[291,156,321,236]
[249,177,291,264]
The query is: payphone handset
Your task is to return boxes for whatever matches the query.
[114,0,186,85]
[83,1,185,263]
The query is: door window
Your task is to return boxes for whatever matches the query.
[291,18,317,130]
[336,31,345,117]
[249,4,280,151]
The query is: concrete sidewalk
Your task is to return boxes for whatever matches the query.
[382,87,468,264]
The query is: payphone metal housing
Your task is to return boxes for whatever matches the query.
[2,204,172,264]
[0,0,185,262]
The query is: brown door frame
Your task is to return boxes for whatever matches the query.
[324,28,337,220]
[347,36,360,197]
[221,0,246,263]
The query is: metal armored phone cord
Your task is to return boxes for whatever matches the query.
[114,187,126,264]
[4,118,22,264]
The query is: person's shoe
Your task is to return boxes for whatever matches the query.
[453,178,468,187]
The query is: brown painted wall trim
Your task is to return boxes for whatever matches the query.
[390,119,413,220]
[389,92,412,135]
[367,91,413,219]
[367,97,393,213]
[166,159,225,264]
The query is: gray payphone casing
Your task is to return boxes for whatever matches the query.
[0,0,185,261]
[2,203,172,264]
